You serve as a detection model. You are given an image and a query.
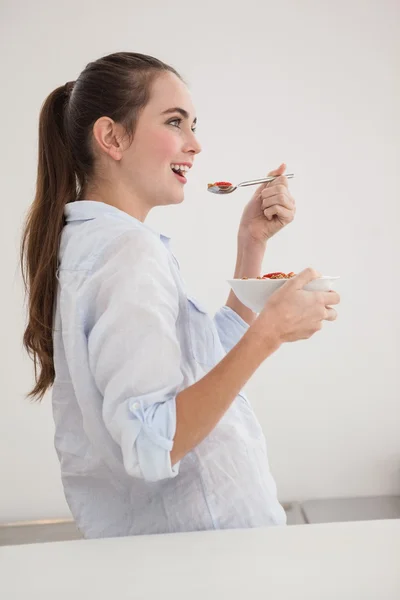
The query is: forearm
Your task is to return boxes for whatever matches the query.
[171,323,280,466]
[225,237,267,325]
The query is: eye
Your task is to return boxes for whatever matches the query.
[168,118,197,134]
[169,118,182,128]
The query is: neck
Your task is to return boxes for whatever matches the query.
[81,179,151,223]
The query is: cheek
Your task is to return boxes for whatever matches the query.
[151,130,179,162]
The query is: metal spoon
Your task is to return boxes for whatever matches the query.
[207,173,295,194]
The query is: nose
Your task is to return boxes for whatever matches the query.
[184,131,202,155]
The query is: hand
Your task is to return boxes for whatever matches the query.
[255,268,340,345]
[238,163,296,244]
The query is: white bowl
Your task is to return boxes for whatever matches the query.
[227,276,340,314]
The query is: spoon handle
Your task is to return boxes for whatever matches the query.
[238,174,295,188]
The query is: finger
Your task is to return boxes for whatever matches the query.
[267,163,286,178]
[262,190,294,211]
[261,184,291,199]
[266,174,289,189]
[263,205,295,223]
[291,267,322,289]
[324,307,338,322]
[322,291,341,306]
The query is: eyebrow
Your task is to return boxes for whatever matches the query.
[161,107,197,125]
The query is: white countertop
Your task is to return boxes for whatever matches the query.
[1,519,399,599]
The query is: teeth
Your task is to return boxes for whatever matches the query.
[171,164,190,173]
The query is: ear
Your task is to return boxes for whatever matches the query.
[92,117,125,161]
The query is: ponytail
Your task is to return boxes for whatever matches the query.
[21,83,77,400]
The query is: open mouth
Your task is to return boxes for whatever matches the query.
[171,164,189,183]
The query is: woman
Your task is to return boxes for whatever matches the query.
[21,52,340,538]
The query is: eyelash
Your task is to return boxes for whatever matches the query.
[168,118,197,134]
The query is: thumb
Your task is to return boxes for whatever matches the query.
[291,267,322,289]
[267,163,286,178]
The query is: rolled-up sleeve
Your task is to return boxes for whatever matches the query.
[213,306,250,354]
[86,230,183,482]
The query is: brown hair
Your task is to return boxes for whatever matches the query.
[20,52,182,401]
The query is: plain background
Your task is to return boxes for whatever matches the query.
[1,0,399,523]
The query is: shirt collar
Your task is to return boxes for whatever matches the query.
[64,201,171,246]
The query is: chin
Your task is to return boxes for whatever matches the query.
[164,192,185,206]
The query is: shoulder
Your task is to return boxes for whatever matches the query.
[59,217,167,273]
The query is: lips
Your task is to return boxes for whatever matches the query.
[172,170,187,184]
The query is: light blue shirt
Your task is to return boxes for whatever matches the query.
[52,201,286,538]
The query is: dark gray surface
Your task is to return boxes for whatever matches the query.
[0,520,82,546]
[301,496,400,524]
[283,502,307,525]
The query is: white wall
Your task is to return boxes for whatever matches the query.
[1,0,399,522]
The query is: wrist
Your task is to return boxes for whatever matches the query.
[237,229,268,253]
[249,308,283,352]
[235,237,267,279]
